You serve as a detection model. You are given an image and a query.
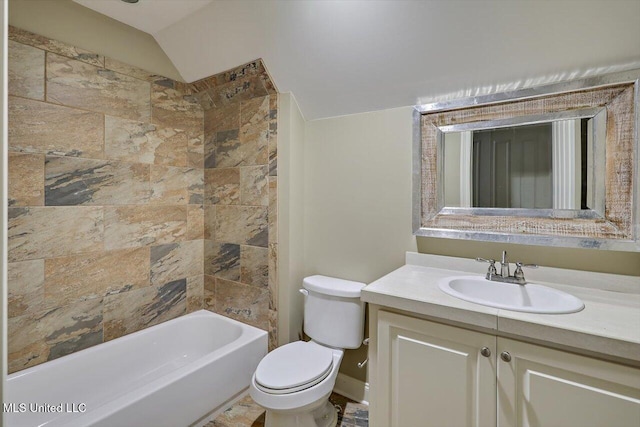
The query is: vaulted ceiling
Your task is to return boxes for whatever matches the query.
[74,0,640,120]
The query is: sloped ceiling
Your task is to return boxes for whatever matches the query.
[75,0,640,120]
[73,0,214,34]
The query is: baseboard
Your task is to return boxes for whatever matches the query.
[333,373,369,405]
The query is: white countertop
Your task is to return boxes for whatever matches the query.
[362,252,640,364]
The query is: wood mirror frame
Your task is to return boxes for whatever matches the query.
[413,70,639,251]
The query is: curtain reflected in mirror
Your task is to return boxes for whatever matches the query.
[443,117,601,210]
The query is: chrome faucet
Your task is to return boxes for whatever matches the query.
[500,250,510,278]
[476,250,538,285]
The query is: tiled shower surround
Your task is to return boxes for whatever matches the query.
[196,64,279,351]
[7,26,278,373]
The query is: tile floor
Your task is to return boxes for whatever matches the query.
[207,392,368,427]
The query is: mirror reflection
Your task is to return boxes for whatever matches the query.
[443,117,602,210]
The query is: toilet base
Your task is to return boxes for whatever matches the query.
[264,397,338,427]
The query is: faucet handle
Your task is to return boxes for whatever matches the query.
[476,258,497,275]
[513,262,538,282]
[515,262,538,269]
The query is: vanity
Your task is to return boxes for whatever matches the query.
[362,252,640,427]
[362,69,640,426]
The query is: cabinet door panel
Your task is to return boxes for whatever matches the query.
[377,311,496,427]
[498,337,640,427]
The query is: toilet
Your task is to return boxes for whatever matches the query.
[249,275,366,427]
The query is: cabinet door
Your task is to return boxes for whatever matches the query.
[498,337,640,427]
[376,311,497,427]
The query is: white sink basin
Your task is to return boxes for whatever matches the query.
[438,275,585,314]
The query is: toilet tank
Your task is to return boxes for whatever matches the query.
[302,275,366,349]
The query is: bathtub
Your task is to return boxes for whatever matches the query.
[6,310,268,427]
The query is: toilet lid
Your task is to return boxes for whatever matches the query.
[255,341,334,393]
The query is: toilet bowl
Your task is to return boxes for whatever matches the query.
[250,341,344,427]
[249,275,366,427]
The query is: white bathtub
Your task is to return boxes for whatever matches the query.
[6,310,268,427]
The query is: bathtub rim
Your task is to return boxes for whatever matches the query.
[7,309,262,382]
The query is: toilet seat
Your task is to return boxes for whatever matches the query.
[254,341,334,395]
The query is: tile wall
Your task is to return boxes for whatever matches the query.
[8,27,280,373]
[7,26,280,373]
[191,62,279,351]
[6,26,209,373]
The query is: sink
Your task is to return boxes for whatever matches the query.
[438,276,585,314]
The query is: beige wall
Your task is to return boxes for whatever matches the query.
[302,105,640,383]
[277,93,306,345]
[304,107,417,283]
[304,107,418,381]
[9,0,183,81]
[416,238,640,276]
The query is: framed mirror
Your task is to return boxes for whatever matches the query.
[413,70,639,251]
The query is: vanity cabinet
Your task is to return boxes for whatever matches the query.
[375,310,497,427]
[371,309,640,427]
[497,337,640,427]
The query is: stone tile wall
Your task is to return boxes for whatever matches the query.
[6,27,205,373]
[192,61,279,351]
[7,27,280,373]
[7,27,279,373]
